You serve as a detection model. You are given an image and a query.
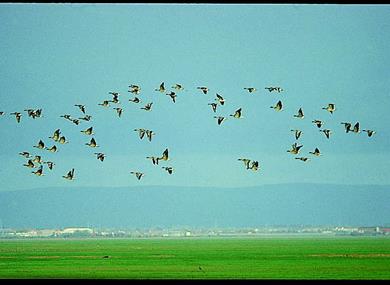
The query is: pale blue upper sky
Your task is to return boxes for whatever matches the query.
[1,4,390,191]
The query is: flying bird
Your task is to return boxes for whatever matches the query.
[141,102,153,111]
[49,129,61,142]
[129,97,141,103]
[265,87,283,93]
[291,129,302,140]
[63,168,75,180]
[43,161,55,170]
[33,140,45,149]
[19,151,31,158]
[94,152,106,162]
[322,103,336,114]
[351,122,360,134]
[249,161,259,171]
[81,127,94,136]
[230,108,242,119]
[129,85,141,95]
[166,91,177,103]
[287,142,303,155]
[60,114,72,121]
[10,112,22,123]
[362,129,376,137]
[341,122,352,133]
[85,137,98,148]
[197,86,209,94]
[214,116,227,125]
[134,128,146,140]
[71,119,80,125]
[238,158,251,169]
[155,82,165,93]
[270,100,283,111]
[293,108,304,119]
[45,145,58,153]
[295,157,309,162]
[162,166,173,174]
[244,87,256,93]
[130,171,144,180]
[145,130,155,142]
[109,92,120,104]
[58,136,69,144]
[75,104,86,114]
[320,129,332,139]
[159,148,169,162]
[146,156,159,165]
[312,119,323,128]
[23,159,35,168]
[32,165,44,176]
[113,107,123,117]
[309,148,321,156]
[215,94,225,105]
[32,155,43,164]
[98,100,110,107]
[79,115,92,121]
[208,103,218,113]
[172,84,183,91]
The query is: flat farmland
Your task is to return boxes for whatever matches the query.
[0,236,389,279]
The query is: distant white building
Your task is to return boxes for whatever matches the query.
[60,227,93,234]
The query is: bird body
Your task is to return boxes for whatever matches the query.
[362,129,375,137]
[322,103,336,114]
[351,122,360,133]
[341,122,352,133]
[155,82,165,93]
[113,107,123,117]
[166,91,177,103]
[81,127,94,136]
[294,108,304,119]
[58,136,69,144]
[19,151,31,158]
[94,152,106,162]
[85,137,98,147]
[244,87,256,93]
[75,104,86,114]
[270,100,283,111]
[320,129,332,139]
[130,171,144,180]
[291,129,302,140]
[162,166,173,174]
[295,157,309,162]
[309,148,321,156]
[141,102,153,111]
[238,158,251,169]
[215,94,225,105]
[197,86,209,94]
[63,168,75,180]
[287,143,303,154]
[49,129,61,142]
[32,165,44,176]
[23,159,35,168]
[33,140,45,149]
[230,108,242,119]
[45,145,58,153]
[214,116,226,125]
[172,84,183,91]
[208,103,218,113]
[10,112,22,123]
[312,120,323,128]
[146,156,159,165]
[129,97,141,103]
[145,130,155,142]
[134,128,146,140]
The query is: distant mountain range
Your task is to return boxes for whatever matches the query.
[0,183,389,229]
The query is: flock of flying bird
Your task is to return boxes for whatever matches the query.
[1,81,376,182]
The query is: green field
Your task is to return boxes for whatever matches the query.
[0,236,389,279]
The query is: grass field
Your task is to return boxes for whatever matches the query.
[0,236,389,279]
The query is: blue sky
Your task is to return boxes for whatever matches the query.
[1,4,390,191]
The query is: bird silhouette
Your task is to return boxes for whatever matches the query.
[291,129,302,140]
[63,168,75,180]
[141,102,153,111]
[287,143,303,154]
[197,86,209,94]
[341,122,352,133]
[293,108,304,119]
[85,137,98,148]
[322,103,336,114]
[10,112,22,123]
[230,108,242,119]
[362,129,375,137]
[130,171,144,180]
[320,129,332,139]
[155,82,165,93]
[309,148,321,156]
[208,103,218,113]
[214,116,227,125]
[32,165,44,176]
[75,104,86,114]
[81,127,94,136]
[244,87,256,93]
[215,94,225,105]
[312,119,323,128]
[162,166,173,174]
[33,140,45,149]
[270,100,283,111]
